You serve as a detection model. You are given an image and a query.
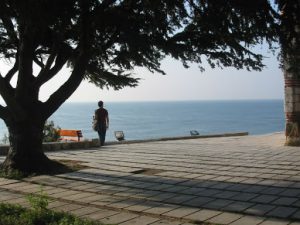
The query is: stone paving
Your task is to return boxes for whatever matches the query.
[1,132,300,224]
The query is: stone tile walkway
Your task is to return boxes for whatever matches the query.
[1,132,300,225]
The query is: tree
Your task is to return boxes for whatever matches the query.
[0,0,295,174]
[278,0,300,145]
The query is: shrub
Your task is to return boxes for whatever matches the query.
[43,121,60,142]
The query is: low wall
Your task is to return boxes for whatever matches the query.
[0,139,100,156]
[0,131,248,156]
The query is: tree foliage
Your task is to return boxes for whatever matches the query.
[0,0,281,127]
[0,1,279,104]
[275,0,300,75]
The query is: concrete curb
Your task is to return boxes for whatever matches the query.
[0,131,248,156]
[105,131,249,145]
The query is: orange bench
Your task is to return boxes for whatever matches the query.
[58,129,83,142]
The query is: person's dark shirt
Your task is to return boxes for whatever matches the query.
[95,108,108,126]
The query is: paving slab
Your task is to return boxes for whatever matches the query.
[0,132,299,225]
[47,200,69,209]
[206,212,243,224]
[70,206,102,217]
[125,200,155,212]
[54,203,84,213]
[251,194,279,204]
[162,206,200,218]
[143,203,179,215]
[259,218,290,225]
[229,215,265,225]
[149,219,183,225]
[266,206,298,218]
[98,212,138,224]
[120,215,160,225]
[86,209,119,220]
[183,209,222,221]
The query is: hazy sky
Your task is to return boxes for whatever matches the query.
[0,48,283,103]
[62,48,284,102]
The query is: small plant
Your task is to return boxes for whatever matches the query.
[0,187,104,225]
[43,120,60,142]
[24,188,51,225]
[0,200,103,225]
[26,187,49,213]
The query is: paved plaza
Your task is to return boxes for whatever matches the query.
[1,132,300,225]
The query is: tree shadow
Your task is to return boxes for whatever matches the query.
[34,168,300,222]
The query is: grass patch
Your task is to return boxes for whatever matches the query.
[0,168,27,179]
[0,203,104,225]
[0,189,105,225]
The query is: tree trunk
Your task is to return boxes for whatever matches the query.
[284,78,300,145]
[1,121,57,174]
[281,0,300,145]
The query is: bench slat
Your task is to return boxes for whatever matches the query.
[59,129,83,141]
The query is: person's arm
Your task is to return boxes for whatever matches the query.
[106,113,109,129]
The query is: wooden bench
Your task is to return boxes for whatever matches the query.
[58,129,83,142]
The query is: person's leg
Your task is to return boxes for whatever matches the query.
[101,129,106,146]
[97,130,102,147]
[98,124,106,146]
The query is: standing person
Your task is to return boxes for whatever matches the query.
[95,101,109,146]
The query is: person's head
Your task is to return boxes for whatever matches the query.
[98,101,103,108]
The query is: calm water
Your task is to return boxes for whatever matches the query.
[0,100,284,142]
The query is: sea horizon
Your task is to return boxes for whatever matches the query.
[0,99,285,143]
[64,98,284,103]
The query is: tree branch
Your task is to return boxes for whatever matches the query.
[42,0,92,119]
[0,73,14,100]
[33,56,45,69]
[4,56,19,82]
[0,105,9,121]
[43,51,56,71]
[35,44,72,88]
[42,51,87,119]
[15,22,36,101]
[0,75,26,120]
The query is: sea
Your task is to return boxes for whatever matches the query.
[0,100,284,143]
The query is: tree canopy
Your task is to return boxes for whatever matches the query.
[0,1,279,119]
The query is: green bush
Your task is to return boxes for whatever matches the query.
[43,121,60,142]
